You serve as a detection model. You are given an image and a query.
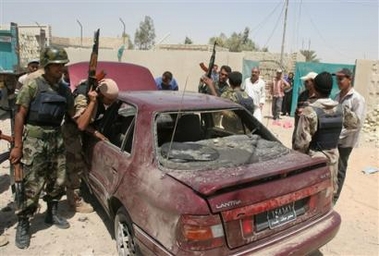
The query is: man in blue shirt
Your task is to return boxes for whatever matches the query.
[155,71,179,90]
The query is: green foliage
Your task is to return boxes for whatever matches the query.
[208,27,257,52]
[134,16,156,50]
[184,36,193,44]
[300,49,320,62]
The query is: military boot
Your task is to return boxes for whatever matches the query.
[67,189,94,213]
[45,200,70,229]
[15,217,30,249]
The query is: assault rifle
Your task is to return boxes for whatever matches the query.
[0,91,24,209]
[198,41,217,94]
[87,29,100,93]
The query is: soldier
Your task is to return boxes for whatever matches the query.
[293,72,358,198]
[9,46,74,249]
[62,114,94,213]
[63,78,119,209]
[72,78,119,134]
[61,67,118,215]
[202,71,254,131]
[199,65,231,96]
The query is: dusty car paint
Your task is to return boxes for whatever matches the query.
[79,63,340,255]
[68,61,156,91]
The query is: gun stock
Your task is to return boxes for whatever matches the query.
[87,29,100,93]
[14,163,25,209]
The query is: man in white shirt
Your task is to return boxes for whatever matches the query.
[16,59,39,91]
[243,67,266,122]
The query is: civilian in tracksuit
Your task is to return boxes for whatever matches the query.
[333,68,366,204]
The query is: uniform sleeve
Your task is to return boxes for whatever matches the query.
[73,94,89,119]
[292,107,318,153]
[15,79,38,108]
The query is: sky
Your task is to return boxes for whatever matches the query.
[1,0,378,64]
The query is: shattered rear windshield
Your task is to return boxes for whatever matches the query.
[155,109,290,170]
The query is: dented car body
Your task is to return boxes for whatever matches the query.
[77,62,340,255]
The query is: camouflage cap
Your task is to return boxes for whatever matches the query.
[40,46,69,68]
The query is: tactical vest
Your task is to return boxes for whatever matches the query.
[27,79,69,126]
[73,82,87,97]
[234,91,255,114]
[309,105,343,151]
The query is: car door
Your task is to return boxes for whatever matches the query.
[86,101,136,207]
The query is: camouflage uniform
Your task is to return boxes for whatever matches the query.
[221,87,250,104]
[293,98,358,195]
[199,80,229,96]
[16,75,74,217]
[62,121,87,193]
[62,88,95,213]
[220,87,254,132]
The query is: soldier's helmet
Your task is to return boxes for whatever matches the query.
[40,46,69,68]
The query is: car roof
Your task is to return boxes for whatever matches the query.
[68,61,156,91]
[118,91,241,112]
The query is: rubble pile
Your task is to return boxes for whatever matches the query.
[363,104,379,147]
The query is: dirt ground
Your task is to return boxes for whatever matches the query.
[0,109,378,256]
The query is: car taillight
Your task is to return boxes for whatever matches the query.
[177,214,225,251]
[241,217,254,238]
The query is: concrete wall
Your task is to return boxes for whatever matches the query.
[64,47,301,92]
[355,59,379,113]
[355,59,379,142]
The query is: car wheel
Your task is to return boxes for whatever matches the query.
[114,207,141,256]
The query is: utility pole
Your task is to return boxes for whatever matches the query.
[280,0,289,68]
[76,19,83,46]
[119,18,126,45]
[34,21,43,49]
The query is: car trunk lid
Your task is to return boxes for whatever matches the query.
[166,151,333,249]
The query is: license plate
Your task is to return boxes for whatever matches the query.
[267,203,297,229]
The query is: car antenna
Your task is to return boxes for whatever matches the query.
[166,75,190,160]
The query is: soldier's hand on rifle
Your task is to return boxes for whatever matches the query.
[201,76,213,86]
[10,146,22,164]
[87,90,98,103]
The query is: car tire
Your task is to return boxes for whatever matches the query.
[114,207,141,256]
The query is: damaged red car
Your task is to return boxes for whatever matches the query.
[70,62,341,255]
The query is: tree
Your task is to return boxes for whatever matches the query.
[208,27,257,52]
[300,49,320,62]
[184,36,193,44]
[122,33,134,49]
[134,16,156,50]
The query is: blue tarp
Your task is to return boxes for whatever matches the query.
[242,59,260,81]
[291,62,355,116]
